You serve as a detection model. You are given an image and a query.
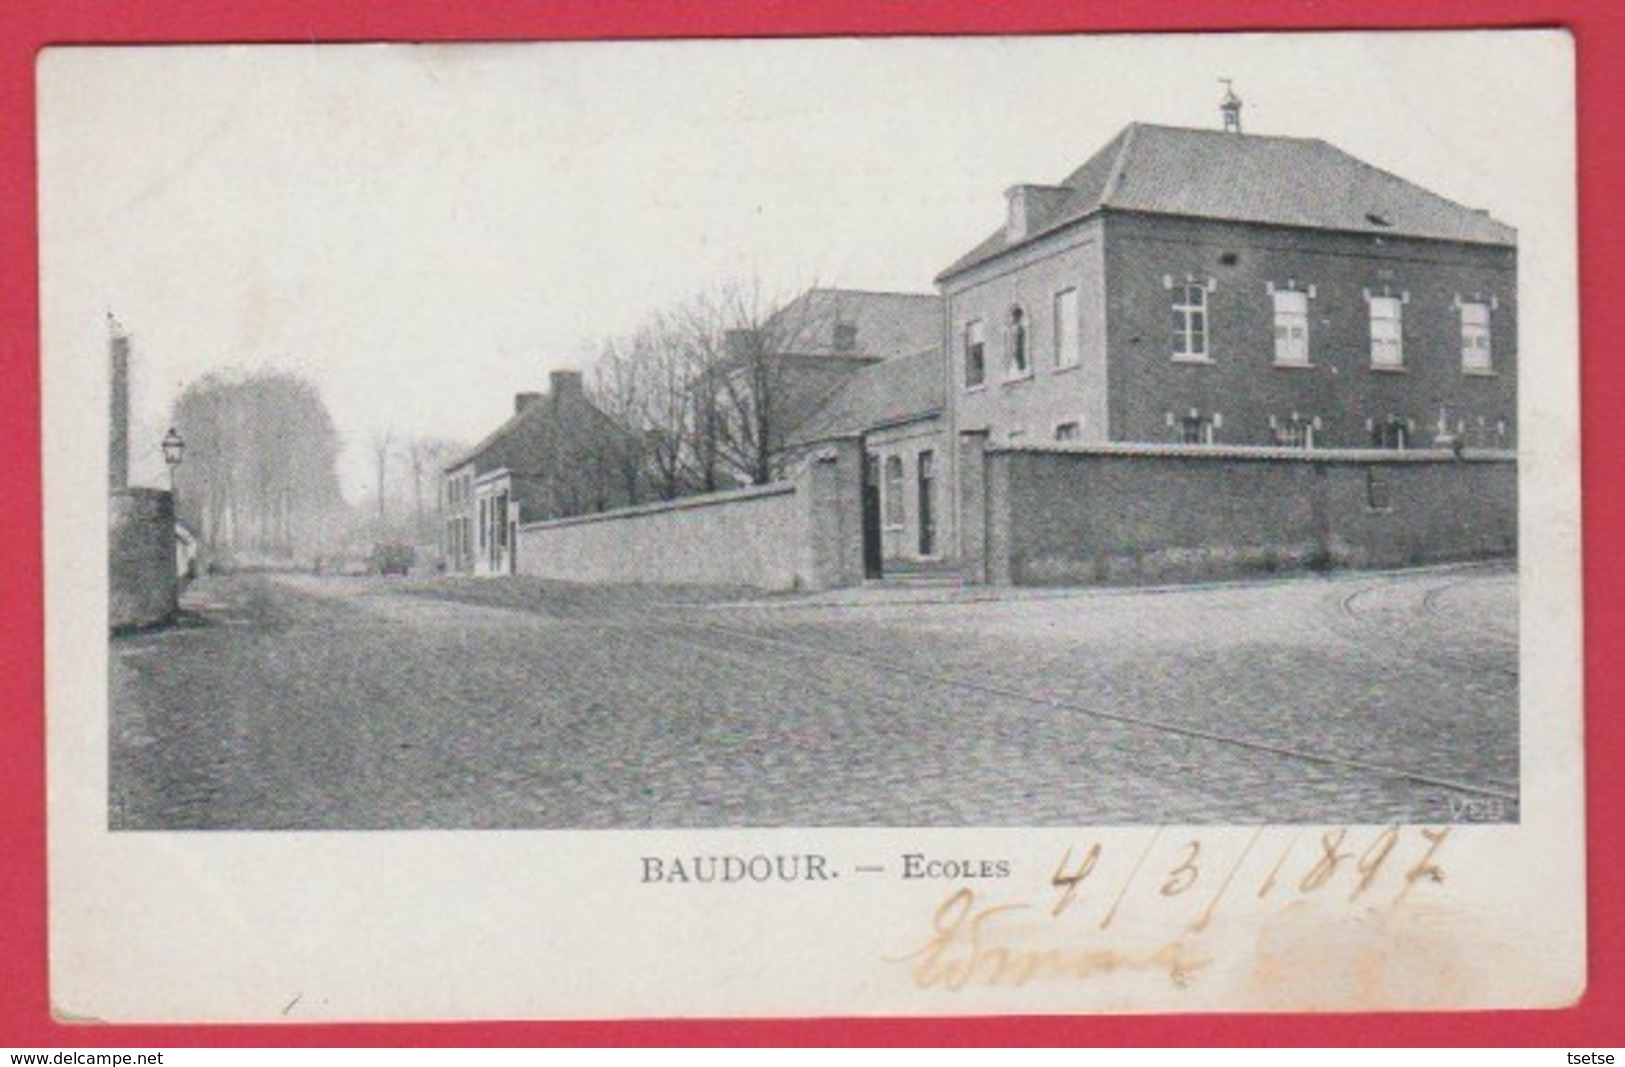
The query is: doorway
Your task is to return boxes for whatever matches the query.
[917,450,936,557]
[861,452,883,579]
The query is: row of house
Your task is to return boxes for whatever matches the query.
[445,94,1516,578]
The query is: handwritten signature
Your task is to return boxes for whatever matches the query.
[892,888,1209,990]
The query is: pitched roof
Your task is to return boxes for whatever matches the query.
[446,403,536,473]
[938,123,1516,280]
[444,388,625,474]
[768,288,942,362]
[785,345,944,446]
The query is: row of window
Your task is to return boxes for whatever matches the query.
[445,495,513,569]
[1024,410,1511,448]
[1157,410,1510,449]
[444,516,474,567]
[964,288,1081,388]
[445,471,475,507]
[1174,284,1496,373]
[961,282,1501,388]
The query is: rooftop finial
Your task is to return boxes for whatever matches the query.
[1219,77,1243,133]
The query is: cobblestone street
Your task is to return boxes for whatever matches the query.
[109,565,1519,829]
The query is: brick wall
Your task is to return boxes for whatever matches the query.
[110,488,177,631]
[1103,214,1518,450]
[514,437,866,591]
[971,444,1515,586]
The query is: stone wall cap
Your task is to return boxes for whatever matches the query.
[519,480,795,533]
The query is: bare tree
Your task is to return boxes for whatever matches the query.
[405,435,463,542]
[675,280,834,487]
[370,428,395,535]
[642,314,703,499]
[589,313,702,502]
[668,296,732,492]
[588,337,652,506]
[581,278,842,501]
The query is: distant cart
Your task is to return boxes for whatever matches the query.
[369,542,416,576]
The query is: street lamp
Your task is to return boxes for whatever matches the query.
[161,427,185,491]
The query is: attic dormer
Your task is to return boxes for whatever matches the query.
[1004,184,1071,243]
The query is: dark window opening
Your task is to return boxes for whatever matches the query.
[1373,417,1410,450]
[1180,415,1215,445]
[1367,468,1393,510]
[1008,306,1029,376]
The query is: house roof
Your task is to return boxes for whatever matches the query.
[445,403,536,474]
[768,288,942,362]
[938,123,1517,281]
[444,388,627,475]
[785,345,944,446]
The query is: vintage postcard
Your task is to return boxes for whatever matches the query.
[41,31,1582,1021]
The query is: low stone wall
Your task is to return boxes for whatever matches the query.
[515,437,866,591]
[960,436,1516,586]
[110,488,178,631]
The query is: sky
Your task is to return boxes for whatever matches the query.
[37,31,1573,501]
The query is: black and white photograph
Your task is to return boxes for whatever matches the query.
[43,31,1583,1020]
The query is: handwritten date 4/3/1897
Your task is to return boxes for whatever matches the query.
[893,826,1451,992]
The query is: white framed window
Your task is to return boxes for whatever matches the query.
[1172,283,1209,360]
[1272,289,1310,366]
[1006,306,1030,378]
[963,319,986,388]
[1180,415,1215,445]
[1461,301,1493,372]
[882,454,905,528]
[1053,288,1080,369]
[1369,295,1404,368]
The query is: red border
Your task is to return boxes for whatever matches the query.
[2,0,1618,1047]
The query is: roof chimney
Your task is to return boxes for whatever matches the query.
[515,391,543,414]
[1219,78,1243,133]
[1005,186,1033,241]
[549,369,584,400]
[1004,184,1070,243]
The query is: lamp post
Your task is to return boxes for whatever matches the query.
[161,426,185,493]
[161,427,188,583]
